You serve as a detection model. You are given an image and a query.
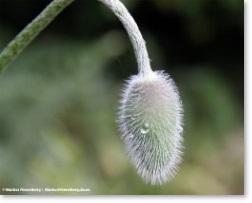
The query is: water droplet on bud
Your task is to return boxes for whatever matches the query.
[140,123,149,134]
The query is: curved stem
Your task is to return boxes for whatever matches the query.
[99,0,152,76]
[0,0,152,76]
[0,0,74,74]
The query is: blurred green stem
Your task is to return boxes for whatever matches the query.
[0,0,74,74]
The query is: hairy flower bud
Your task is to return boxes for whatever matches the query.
[100,0,183,185]
[118,70,183,185]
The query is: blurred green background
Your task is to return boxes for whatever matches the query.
[0,0,244,195]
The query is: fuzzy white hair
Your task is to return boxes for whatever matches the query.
[118,71,183,185]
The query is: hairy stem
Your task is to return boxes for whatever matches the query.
[0,0,74,74]
[0,0,151,76]
[99,0,152,76]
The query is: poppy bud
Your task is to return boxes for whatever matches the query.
[100,0,183,185]
[118,70,183,185]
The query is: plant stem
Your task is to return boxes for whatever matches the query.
[99,0,152,76]
[0,0,74,74]
[0,0,151,76]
